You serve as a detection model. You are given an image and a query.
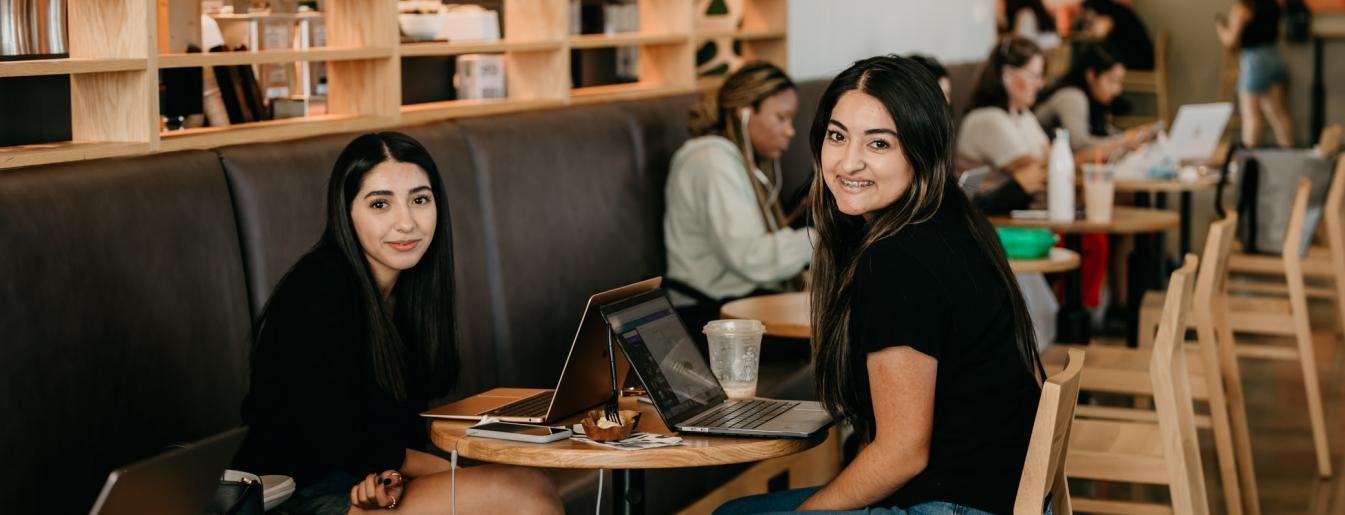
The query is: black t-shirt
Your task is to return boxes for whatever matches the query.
[1241,0,1281,49]
[234,248,432,486]
[848,202,1040,514]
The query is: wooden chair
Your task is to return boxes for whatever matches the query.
[1048,217,1256,514]
[1142,179,1332,479]
[1226,132,1345,325]
[1065,257,1210,514]
[1015,348,1086,515]
[1116,31,1170,127]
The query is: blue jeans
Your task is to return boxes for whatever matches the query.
[711,487,1000,515]
[1239,45,1287,93]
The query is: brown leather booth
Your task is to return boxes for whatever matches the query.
[0,85,835,514]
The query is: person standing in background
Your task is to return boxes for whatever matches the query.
[1217,0,1295,147]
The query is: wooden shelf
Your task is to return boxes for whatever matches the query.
[570,83,695,105]
[159,114,396,152]
[400,40,564,57]
[401,98,566,125]
[0,141,150,170]
[0,0,786,169]
[694,29,786,42]
[158,47,394,69]
[569,33,689,49]
[0,58,146,78]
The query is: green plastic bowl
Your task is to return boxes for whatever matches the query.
[996,227,1056,260]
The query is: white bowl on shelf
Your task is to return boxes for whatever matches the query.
[399,13,443,41]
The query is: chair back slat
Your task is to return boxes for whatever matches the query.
[1151,256,1208,515]
[1015,348,1086,515]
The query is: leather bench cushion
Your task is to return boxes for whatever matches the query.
[458,104,663,388]
[615,92,698,274]
[0,151,253,513]
[217,123,497,400]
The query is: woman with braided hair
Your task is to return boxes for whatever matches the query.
[664,61,814,338]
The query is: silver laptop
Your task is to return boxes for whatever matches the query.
[89,427,248,515]
[1167,102,1233,163]
[598,289,832,438]
[422,278,658,423]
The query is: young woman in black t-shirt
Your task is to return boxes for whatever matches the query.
[234,132,562,515]
[715,56,1044,514]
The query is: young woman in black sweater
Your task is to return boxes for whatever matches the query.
[234,132,561,514]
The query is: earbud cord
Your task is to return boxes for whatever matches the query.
[595,469,604,515]
[451,439,461,515]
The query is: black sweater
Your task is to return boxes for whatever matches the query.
[234,248,430,486]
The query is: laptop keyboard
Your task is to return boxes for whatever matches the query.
[692,399,800,430]
[482,391,554,418]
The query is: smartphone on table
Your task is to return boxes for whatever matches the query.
[465,422,572,443]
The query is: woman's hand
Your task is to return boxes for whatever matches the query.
[1012,161,1049,194]
[350,470,406,510]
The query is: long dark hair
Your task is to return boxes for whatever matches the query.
[808,55,1044,438]
[258,132,459,401]
[1042,44,1123,136]
[968,36,1044,114]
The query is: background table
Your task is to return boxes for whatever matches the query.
[430,397,826,514]
[991,208,1180,346]
[719,249,1081,339]
[1115,176,1222,264]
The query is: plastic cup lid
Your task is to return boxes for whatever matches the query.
[703,319,765,335]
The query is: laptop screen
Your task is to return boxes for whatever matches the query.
[600,290,726,424]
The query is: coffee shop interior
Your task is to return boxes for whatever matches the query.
[4,0,1345,513]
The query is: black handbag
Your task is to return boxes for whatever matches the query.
[203,478,265,515]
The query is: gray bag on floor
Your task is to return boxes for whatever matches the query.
[1235,149,1334,256]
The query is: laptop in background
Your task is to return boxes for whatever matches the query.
[422,277,659,423]
[598,289,832,438]
[89,427,247,515]
[1166,102,1234,163]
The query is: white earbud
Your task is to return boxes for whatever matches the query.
[739,107,751,127]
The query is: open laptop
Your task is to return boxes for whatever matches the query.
[422,277,659,423]
[89,427,248,515]
[599,289,832,438]
[1166,102,1234,163]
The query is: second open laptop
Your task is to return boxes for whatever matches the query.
[421,277,659,424]
[598,289,832,438]
[88,427,248,515]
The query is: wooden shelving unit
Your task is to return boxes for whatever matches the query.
[158,47,394,68]
[0,0,789,170]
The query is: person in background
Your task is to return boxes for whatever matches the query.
[715,54,1043,515]
[234,132,563,515]
[908,54,952,103]
[1079,0,1156,71]
[958,36,1049,215]
[664,61,813,341]
[1003,0,1061,49]
[1035,44,1156,162]
[1217,0,1294,147]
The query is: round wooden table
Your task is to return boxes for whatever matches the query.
[719,250,1080,339]
[991,207,1180,346]
[430,397,827,514]
[1008,247,1082,274]
[1115,176,1223,258]
[987,206,1179,234]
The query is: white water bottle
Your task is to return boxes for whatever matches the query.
[1048,128,1076,222]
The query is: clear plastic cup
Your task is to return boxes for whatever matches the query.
[703,319,764,399]
[1082,163,1115,223]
